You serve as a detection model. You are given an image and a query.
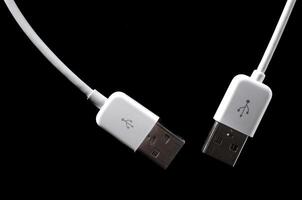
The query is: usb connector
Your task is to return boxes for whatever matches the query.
[202,122,248,166]
[202,0,296,166]
[202,75,272,166]
[96,92,184,169]
[138,122,184,169]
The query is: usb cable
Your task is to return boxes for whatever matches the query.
[202,0,296,166]
[4,0,185,169]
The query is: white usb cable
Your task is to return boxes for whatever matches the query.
[202,0,296,166]
[5,0,296,168]
[256,0,296,75]
[4,0,185,169]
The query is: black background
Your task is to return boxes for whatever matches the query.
[1,0,301,196]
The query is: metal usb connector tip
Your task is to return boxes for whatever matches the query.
[138,122,185,169]
[202,121,248,166]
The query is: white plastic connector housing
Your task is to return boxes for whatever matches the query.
[214,75,272,137]
[96,92,159,150]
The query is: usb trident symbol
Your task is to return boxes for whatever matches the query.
[237,99,250,117]
[121,118,134,129]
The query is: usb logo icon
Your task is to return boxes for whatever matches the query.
[237,100,250,117]
[121,118,134,129]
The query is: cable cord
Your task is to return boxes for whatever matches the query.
[5,0,296,96]
[4,0,95,97]
[257,0,296,74]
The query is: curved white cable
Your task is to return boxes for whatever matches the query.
[4,0,94,97]
[257,0,296,74]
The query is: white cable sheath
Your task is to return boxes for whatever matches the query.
[4,0,94,97]
[257,0,296,74]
